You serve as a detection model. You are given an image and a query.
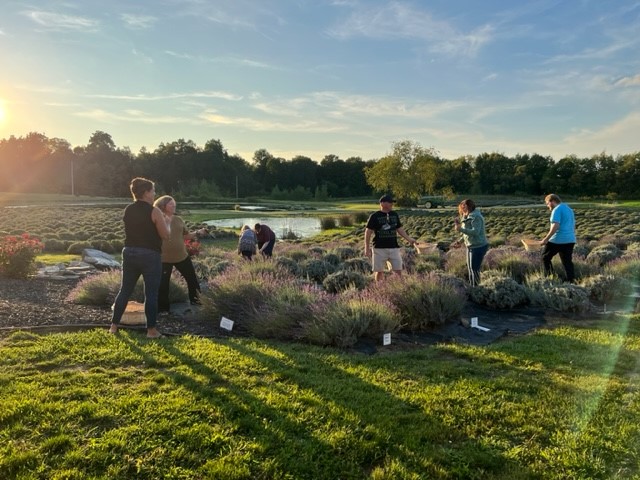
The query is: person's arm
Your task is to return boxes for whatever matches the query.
[541,222,560,245]
[458,215,483,243]
[152,207,171,240]
[364,228,373,256]
[396,227,417,245]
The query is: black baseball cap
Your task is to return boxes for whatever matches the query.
[379,195,394,203]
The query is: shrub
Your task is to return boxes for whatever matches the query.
[322,270,368,293]
[485,247,538,284]
[586,244,622,266]
[308,246,326,256]
[67,241,93,255]
[200,271,275,330]
[579,274,632,304]
[322,253,341,267]
[371,275,465,330]
[90,239,115,254]
[353,211,369,224]
[320,216,337,230]
[0,233,44,279]
[248,284,319,340]
[525,279,590,313]
[301,259,335,283]
[332,246,359,260]
[338,215,353,227]
[606,255,640,280]
[342,257,371,274]
[68,270,187,306]
[283,249,309,262]
[275,256,302,276]
[43,238,68,253]
[305,294,400,347]
[444,247,470,281]
[470,271,528,310]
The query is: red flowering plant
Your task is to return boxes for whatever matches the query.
[0,233,44,279]
[184,238,201,257]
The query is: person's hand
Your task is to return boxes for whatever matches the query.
[364,246,372,257]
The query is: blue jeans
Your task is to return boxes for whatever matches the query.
[112,247,162,328]
[467,244,489,286]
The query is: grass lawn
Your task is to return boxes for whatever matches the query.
[1,315,639,479]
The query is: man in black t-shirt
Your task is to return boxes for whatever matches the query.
[364,195,417,281]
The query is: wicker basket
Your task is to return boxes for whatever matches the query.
[415,242,438,254]
[120,301,147,325]
[521,238,541,252]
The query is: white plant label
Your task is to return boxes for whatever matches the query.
[220,316,234,331]
[470,317,478,328]
[383,333,391,346]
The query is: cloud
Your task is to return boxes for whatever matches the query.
[24,10,99,31]
[121,14,157,29]
[75,108,201,125]
[560,112,640,155]
[164,50,278,69]
[252,91,464,119]
[614,74,640,87]
[327,2,493,56]
[85,91,243,101]
[201,112,346,133]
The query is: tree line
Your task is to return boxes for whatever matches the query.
[1,132,639,201]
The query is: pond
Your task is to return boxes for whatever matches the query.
[203,216,321,239]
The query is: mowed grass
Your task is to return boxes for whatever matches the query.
[1,316,640,479]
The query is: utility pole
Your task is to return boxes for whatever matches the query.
[71,158,75,196]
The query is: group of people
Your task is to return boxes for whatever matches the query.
[237,223,276,260]
[109,178,203,338]
[365,193,576,286]
[109,176,576,337]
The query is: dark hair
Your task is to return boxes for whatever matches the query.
[459,199,476,213]
[254,223,262,231]
[130,177,154,200]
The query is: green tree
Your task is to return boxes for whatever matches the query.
[364,140,441,203]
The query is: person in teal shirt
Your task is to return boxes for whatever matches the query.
[540,193,576,282]
[454,199,489,286]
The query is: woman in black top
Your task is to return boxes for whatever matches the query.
[109,178,171,338]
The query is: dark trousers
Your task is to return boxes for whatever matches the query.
[466,244,489,286]
[158,256,201,312]
[542,242,575,282]
[112,247,161,328]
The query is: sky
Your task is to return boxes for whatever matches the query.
[1,0,639,163]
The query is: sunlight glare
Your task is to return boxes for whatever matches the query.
[0,99,6,124]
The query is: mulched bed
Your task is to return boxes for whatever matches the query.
[1,276,553,353]
[0,277,216,337]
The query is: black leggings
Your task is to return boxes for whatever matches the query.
[158,256,201,311]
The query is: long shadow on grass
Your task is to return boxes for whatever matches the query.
[224,340,535,479]
[118,336,389,479]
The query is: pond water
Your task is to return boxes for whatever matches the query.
[203,216,321,239]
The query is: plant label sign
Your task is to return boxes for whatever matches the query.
[220,317,234,331]
[471,316,490,332]
[383,333,391,346]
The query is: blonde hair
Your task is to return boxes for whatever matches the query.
[241,225,251,231]
[153,195,174,212]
